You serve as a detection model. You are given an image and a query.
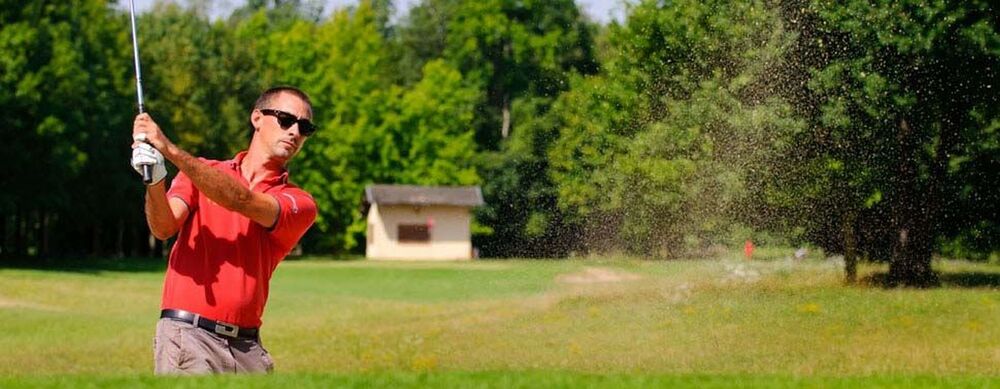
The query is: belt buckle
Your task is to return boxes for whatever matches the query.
[214,322,240,338]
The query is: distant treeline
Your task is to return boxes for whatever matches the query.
[1,0,997,285]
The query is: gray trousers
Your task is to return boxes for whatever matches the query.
[153,318,274,375]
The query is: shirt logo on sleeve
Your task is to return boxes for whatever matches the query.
[281,193,300,214]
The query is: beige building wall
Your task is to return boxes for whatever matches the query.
[366,203,474,260]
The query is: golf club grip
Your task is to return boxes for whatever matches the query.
[142,164,153,184]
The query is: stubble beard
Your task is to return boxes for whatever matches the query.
[270,140,296,163]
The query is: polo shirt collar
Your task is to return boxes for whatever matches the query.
[229,150,289,187]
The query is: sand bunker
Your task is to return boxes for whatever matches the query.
[556,267,641,284]
[0,297,60,311]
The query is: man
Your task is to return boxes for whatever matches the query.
[130,87,318,374]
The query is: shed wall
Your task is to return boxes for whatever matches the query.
[366,204,473,260]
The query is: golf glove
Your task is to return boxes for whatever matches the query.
[131,143,167,185]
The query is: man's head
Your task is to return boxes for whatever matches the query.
[248,86,315,164]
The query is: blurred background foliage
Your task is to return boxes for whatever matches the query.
[1,0,997,285]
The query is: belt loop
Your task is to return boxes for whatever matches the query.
[192,313,200,326]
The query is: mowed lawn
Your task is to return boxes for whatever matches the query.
[0,254,998,387]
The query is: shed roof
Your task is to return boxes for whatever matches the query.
[364,184,485,207]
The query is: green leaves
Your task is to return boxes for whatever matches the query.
[392,60,479,186]
[544,0,803,256]
[3,0,996,264]
[248,3,481,252]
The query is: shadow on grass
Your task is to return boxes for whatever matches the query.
[863,271,1000,289]
[1,254,354,274]
[0,256,166,274]
[938,272,1000,288]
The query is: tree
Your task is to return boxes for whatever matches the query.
[802,0,1000,286]
[397,0,600,257]
[245,2,479,253]
[0,0,139,259]
[398,0,599,149]
[139,3,262,160]
[387,60,479,187]
[547,0,802,257]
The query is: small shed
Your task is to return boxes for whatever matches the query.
[363,184,484,260]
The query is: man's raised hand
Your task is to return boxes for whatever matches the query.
[132,113,171,151]
[131,143,167,185]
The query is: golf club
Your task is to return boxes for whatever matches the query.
[129,0,152,184]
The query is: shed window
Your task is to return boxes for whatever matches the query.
[398,224,430,242]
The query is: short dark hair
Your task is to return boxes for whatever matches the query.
[253,86,313,113]
[248,86,313,140]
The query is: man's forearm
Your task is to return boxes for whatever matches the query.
[145,182,178,240]
[161,143,254,213]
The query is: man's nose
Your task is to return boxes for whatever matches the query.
[287,123,302,138]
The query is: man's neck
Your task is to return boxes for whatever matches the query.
[240,147,285,190]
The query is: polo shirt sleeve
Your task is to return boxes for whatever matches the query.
[166,171,198,211]
[269,188,317,253]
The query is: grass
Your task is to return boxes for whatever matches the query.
[1,253,998,387]
[3,372,997,388]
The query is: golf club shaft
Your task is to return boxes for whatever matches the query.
[128,0,152,184]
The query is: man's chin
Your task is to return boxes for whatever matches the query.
[270,148,295,162]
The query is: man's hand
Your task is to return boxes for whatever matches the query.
[131,143,167,185]
[132,113,172,151]
[131,112,174,185]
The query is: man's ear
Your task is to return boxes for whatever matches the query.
[250,109,263,131]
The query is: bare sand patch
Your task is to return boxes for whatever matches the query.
[0,296,61,311]
[304,260,514,271]
[556,267,641,284]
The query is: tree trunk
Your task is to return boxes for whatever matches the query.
[15,208,25,258]
[0,214,6,259]
[39,211,49,258]
[91,224,102,258]
[501,94,511,139]
[843,210,858,284]
[131,220,142,258]
[887,119,937,287]
[888,219,936,286]
[154,235,166,258]
[115,218,124,258]
[499,23,512,140]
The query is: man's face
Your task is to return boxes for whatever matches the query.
[250,92,314,162]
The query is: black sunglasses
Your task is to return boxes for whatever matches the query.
[259,109,317,136]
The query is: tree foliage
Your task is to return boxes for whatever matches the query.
[2,0,997,286]
[1,0,139,258]
[244,2,479,252]
[760,0,1000,285]
[140,4,262,159]
[398,0,599,148]
[547,0,803,257]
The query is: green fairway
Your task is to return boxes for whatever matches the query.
[2,371,997,388]
[1,255,998,387]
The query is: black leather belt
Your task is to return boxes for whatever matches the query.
[160,309,259,340]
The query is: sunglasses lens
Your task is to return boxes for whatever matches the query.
[277,114,297,129]
[300,122,316,136]
[262,109,316,135]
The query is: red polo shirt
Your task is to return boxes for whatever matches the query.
[162,151,316,328]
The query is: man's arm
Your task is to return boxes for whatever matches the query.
[159,143,280,228]
[131,140,187,240]
[132,113,279,228]
[144,181,189,240]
